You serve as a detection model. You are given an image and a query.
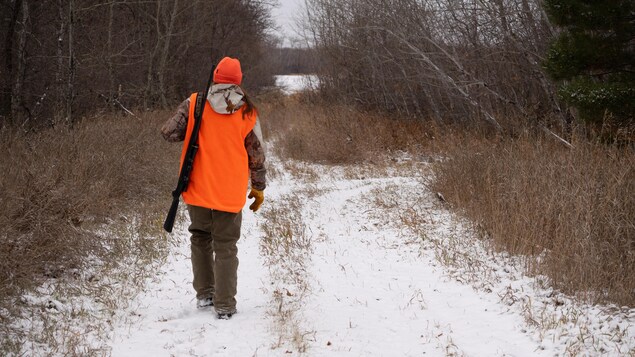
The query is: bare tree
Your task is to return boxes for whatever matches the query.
[66,0,75,126]
[305,0,561,130]
[0,0,276,128]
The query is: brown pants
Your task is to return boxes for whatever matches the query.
[187,205,242,314]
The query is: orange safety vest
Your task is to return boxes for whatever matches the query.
[179,92,257,213]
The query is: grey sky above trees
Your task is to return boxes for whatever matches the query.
[272,0,304,45]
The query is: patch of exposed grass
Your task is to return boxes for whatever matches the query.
[259,190,315,353]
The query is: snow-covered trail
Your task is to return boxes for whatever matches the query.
[110,176,543,356]
[290,178,547,356]
[109,160,634,356]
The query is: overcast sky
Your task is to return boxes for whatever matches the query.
[271,0,304,45]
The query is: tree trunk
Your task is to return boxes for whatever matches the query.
[66,0,75,127]
[495,0,509,41]
[2,0,21,126]
[107,0,115,109]
[145,0,162,109]
[157,0,179,108]
[11,0,28,126]
[521,0,538,39]
[55,0,66,124]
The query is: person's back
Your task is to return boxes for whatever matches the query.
[161,57,266,319]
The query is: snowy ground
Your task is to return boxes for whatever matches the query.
[108,157,635,356]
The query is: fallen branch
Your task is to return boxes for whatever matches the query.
[542,126,574,149]
[113,98,137,118]
[99,94,138,118]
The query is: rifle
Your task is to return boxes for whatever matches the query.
[163,63,216,233]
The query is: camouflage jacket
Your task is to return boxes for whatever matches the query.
[161,84,266,191]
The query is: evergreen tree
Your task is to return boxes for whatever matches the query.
[544,0,634,125]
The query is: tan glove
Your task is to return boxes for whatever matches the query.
[248,188,264,212]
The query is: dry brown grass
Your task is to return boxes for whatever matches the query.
[259,93,434,165]
[259,192,314,353]
[0,111,180,353]
[432,132,635,306]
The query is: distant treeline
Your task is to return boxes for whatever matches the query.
[270,47,319,75]
[0,0,274,128]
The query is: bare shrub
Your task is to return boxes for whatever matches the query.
[432,132,635,306]
[304,0,562,130]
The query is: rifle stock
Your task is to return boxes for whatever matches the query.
[163,195,180,233]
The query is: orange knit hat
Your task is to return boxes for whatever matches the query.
[213,57,243,85]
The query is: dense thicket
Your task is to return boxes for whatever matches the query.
[305,0,564,130]
[0,0,275,128]
[544,0,634,125]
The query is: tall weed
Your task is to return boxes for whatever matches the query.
[432,134,635,306]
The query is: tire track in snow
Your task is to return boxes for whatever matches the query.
[294,178,549,356]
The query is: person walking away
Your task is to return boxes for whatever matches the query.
[161,57,266,320]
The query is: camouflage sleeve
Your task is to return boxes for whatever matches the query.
[245,117,266,191]
[161,98,190,142]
